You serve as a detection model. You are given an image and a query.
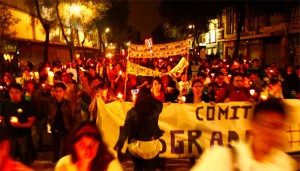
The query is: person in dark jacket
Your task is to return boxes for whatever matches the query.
[114,88,163,171]
[48,82,75,162]
[185,79,212,103]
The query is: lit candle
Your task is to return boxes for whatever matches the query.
[211,73,215,77]
[250,89,255,96]
[243,59,246,64]
[46,67,50,72]
[228,74,232,78]
[119,70,122,75]
[0,85,3,90]
[34,72,39,80]
[10,116,18,123]
[117,93,123,99]
[132,94,137,101]
[261,94,267,100]
[226,65,230,68]
[181,96,186,102]
[223,59,226,62]
[48,71,54,85]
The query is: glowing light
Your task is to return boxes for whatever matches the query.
[261,95,267,100]
[228,74,232,78]
[250,89,255,96]
[106,53,112,58]
[181,96,186,102]
[10,116,18,123]
[119,71,122,75]
[117,93,123,99]
[132,94,137,101]
[48,71,54,85]
[105,28,110,33]
[211,73,215,77]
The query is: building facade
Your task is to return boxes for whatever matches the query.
[200,3,300,69]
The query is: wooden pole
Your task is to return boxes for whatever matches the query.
[123,44,130,100]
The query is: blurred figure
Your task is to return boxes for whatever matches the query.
[190,98,296,171]
[0,83,36,165]
[0,126,33,171]
[114,89,163,171]
[282,65,298,99]
[48,82,75,162]
[295,65,300,99]
[55,121,123,171]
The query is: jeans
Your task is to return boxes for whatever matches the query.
[10,135,31,165]
[52,130,68,161]
[35,117,46,145]
[130,153,159,171]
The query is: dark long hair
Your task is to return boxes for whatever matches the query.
[69,121,114,171]
[134,89,162,119]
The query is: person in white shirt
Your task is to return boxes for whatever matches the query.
[178,74,191,96]
[190,98,296,171]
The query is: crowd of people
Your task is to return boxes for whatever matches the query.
[0,54,299,170]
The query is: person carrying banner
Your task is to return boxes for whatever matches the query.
[190,98,296,171]
[184,79,212,103]
[114,88,163,171]
[224,72,255,103]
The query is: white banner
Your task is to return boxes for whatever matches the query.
[97,99,300,158]
[129,39,191,58]
[127,57,189,77]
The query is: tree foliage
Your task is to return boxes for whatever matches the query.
[0,4,20,53]
[55,0,111,61]
[159,0,223,44]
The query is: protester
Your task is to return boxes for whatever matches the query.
[151,77,166,103]
[114,88,163,171]
[55,121,123,171]
[224,73,255,102]
[178,74,191,96]
[184,79,212,103]
[0,83,36,165]
[190,98,296,171]
[282,65,298,98]
[0,126,34,171]
[48,82,75,162]
[210,72,229,103]
[261,78,284,99]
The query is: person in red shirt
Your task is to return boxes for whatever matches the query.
[224,73,255,103]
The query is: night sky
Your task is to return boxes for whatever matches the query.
[128,0,163,39]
